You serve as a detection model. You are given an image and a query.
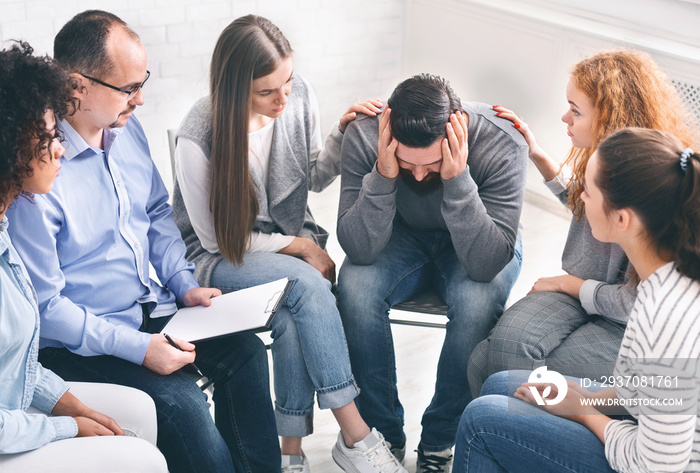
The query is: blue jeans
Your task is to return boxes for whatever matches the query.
[337,222,522,451]
[211,252,359,437]
[454,371,615,473]
[39,327,280,473]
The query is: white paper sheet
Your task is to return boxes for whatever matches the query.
[161,278,290,342]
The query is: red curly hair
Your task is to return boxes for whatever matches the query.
[562,49,699,218]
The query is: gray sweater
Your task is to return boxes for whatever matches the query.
[173,75,328,287]
[337,102,529,282]
[553,186,635,323]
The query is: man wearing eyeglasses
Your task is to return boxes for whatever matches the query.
[7,10,280,473]
[77,68,150,128]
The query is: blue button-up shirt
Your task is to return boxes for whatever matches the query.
[0,217,77,453]
[7,116,199,365]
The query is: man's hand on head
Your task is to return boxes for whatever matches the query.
[376,107,399,179]
[182,287,221,307]
[440,111,469,180]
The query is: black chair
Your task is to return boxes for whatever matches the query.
[390,290,448,328]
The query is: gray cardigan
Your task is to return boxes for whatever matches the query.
[337,102,529,282]
[173,75,328,287]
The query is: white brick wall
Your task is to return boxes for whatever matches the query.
[0,0,404,190]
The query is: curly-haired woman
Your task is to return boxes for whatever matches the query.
[468,49,699,394]
[0,41,166,472]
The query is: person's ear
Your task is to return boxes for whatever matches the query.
[69,73,88,97]
[614,208,634,233]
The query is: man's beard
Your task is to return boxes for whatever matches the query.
[398,167,442,195]
[109,105,136,128]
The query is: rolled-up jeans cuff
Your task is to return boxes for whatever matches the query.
[317,376,359,410]
[275,404,315,437]
[274,377,359,436]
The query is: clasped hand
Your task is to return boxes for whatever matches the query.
[279,236,336,284]
[514,379,594,421]
[53,391,124,437]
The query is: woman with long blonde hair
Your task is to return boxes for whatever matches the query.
[173,15,405,473]
[467,49,699,395]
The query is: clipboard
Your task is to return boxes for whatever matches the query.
[161,278,295,343]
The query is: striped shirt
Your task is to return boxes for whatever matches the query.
[605,262,700,472]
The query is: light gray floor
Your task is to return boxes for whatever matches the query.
[262,179,570,471]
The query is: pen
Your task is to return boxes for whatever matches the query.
[163,333,205,379]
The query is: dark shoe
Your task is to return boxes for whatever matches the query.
[416,447,453,473]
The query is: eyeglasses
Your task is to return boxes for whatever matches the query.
[80,70,150,99]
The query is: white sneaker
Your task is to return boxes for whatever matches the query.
[416,447,453,473]
[281,450,310,473]
[332,428,408,473]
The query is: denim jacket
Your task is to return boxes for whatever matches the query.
[0,217,77,453]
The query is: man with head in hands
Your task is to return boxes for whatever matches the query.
[336,74,528,472]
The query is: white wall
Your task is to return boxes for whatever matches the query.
[0,0,404,190]
[527,0,700,48]
[3,0,700,202]
[401,0,700,210]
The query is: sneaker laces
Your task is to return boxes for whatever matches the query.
[365,439,402,472]
[417,449,452,472]
[281,452,308,473]
[281,465,306,473]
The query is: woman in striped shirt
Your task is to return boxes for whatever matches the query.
[453,127,700,473]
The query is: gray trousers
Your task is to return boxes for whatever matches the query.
[467,291,626,398]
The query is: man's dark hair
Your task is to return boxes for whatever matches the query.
[0,41,75,214]
[387,73,463,148]
[54,10,138,78]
